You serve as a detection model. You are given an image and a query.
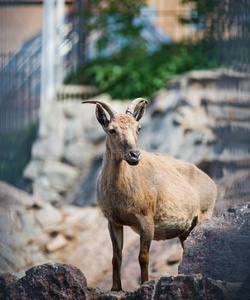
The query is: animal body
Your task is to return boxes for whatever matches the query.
[81,98,217,291]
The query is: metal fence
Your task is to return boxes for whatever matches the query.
[0,1,84,185]
[0,16,84,134]
[0,48,41,133]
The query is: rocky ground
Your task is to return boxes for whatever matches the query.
[0,181,183,291]
[1,203,249,299]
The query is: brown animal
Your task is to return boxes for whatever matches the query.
[82,98,217,291]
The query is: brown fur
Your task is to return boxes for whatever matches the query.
[85,102,217,291]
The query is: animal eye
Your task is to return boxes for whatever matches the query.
[137,127,141,133]
[109,129,116,135]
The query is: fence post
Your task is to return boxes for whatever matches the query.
[55,0,65,94]
[41,0,56,107]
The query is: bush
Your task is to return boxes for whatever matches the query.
[65,41,219,99]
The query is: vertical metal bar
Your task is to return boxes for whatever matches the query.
[41,0,56,107]
[55,0,65,99]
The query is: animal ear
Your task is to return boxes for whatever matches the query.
[126,98,147,121]
[133,101,147,122]
[96,103,109,127]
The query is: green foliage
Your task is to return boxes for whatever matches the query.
[0,124,37,185]
[66,0,249,99]
[65,41,219,99]
[83,0,147,55]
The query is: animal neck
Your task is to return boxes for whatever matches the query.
[103,139,127,181]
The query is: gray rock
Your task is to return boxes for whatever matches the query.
[42,161,78,193]
[72,158,102,206]
[85,123,106,144]
[179,202,250,283]
[39,103,65,139]
[0,181,44,209]
[140,275,228,300]
[0,243,26,269]
[31,138,64,160]
[0,272,19,299]
[35,202,63,230]
[63,100,83,119]
[4,263,90,300]
[63,139,88,167]
[33,176,61,204]
[64,118,83,143]
[150,88,181,114]
[91,274,239,299]
[23,160,43,181]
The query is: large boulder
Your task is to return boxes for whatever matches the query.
[0,273,19,299]
[3,263,90,300]
[90,274,242,299]
[138,275,228,300]
[2,265,242,300]
[179,202,250,283]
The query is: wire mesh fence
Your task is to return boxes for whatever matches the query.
[0,1,83,185]
[0,50,41,133]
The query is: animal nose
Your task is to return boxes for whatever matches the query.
[130,151,140,159]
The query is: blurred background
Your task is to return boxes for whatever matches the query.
[0,0,250,291]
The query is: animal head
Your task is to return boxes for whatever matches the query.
[82,98,147,165]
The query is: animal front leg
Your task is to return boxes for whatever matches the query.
[137,215,154,285]
[108,221,124,291]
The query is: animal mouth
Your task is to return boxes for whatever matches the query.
[126,159,140,166]
[125,151,141,166]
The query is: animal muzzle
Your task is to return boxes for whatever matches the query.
[125,150,141,165]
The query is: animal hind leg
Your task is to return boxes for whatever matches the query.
[108,221,123,291]
[179,216,198,248]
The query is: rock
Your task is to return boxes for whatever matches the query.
[233,273,250,300]
[4,263,90,300]
[35,202,63,231]
[64,118,83,143]
[42,161,78,193]
[46,234,68,253]
[0,242,26,270]
[150,88,181,114]
[0,273,19,299]
[140,275,228,300]
[91,274,239,299]
[179,203,250,283]
[72,158,102,206]
[23,160,43,181]
[33,176,61,204]
[0,181,44,209]
[85,122,106,144]
[31,137,64,160]
[63,100,83,119]
[39,103,65,139]
[63,139,88,167]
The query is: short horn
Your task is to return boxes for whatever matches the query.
[82,100,118,119]
[125,98,148,117]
